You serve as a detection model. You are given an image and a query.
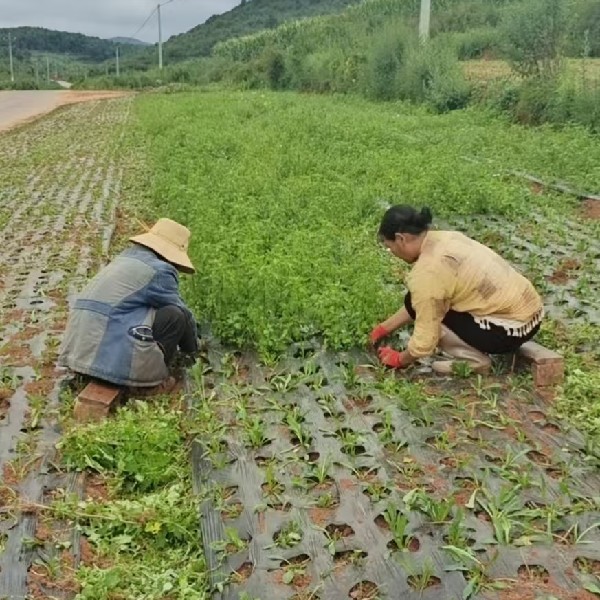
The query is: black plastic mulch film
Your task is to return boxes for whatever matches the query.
[187,342,600,600]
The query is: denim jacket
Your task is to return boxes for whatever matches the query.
[58,245,196,387]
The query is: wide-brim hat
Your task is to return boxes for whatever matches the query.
[130,218,195,274]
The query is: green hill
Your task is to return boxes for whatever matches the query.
[125,0,361,68]
[0,27,143,62]
[0,27,146,88]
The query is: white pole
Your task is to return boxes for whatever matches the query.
[8,32,15,83]
[419,0,431,42]
[157,3,163,70]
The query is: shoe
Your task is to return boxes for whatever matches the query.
[432,326,491,376]
[128,376,180,397]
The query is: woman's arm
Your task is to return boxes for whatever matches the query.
[381,307,413,333]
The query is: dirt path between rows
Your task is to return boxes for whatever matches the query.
[0,90,131,133]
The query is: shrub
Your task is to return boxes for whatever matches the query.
[397,37,472,112]
[364,22,407,100]
[502,0,568,79]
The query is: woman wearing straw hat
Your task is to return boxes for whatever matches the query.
[59,218,199,392]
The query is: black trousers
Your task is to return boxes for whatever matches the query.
[404,293,540,355]
[152,306,198,365]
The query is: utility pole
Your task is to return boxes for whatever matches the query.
[419,0,431,41]
[8,32,15,83]
[157,3,163,69]
[116,45,120,76]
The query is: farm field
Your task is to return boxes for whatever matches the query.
[463,58,600,84]
[0,90,599,599]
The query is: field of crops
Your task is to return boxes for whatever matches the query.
[1,90,599,599]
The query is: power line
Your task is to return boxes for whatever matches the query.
[130,6,158,40]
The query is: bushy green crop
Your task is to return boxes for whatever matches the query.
[126,90,600,358]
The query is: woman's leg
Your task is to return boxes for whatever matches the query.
[152,306,198,365]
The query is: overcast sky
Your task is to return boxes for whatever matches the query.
[0,0,241,42]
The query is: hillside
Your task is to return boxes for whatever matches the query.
[0,27,143,63]
[127,0,362,67]
[110,37,150,47]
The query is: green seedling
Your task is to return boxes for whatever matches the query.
[383,504,413,550]
[212,527,248,554]
[244,416,268,449]
[452,361,474,379]
[403,489,454,523]
[404,558,439,592]
[364,481,391,502]
[445,509,469,548]
[269,373,298,393]
[308,460,331,486]
[263,463,285,496]
[274,521,302,549]
[316,492,336,508]
[476,486,524,545]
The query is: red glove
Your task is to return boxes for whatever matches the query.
[369,324,389,345]
[378,346,404,369]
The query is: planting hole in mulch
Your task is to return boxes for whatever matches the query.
[220,485,239,501]
[334,550,368,568]
[362,481,391,502]
[407,573,442,590]
[387,536,420,552]
[574,557,600,576]
[484,453,503,465]
[325,522,355,539]
[273,522,302,548]
[232,561,254,583]
[261,480,285,496]
[280,554,310,568]
[348,581,379,599]
[274,554,312,589]
[222,501,244,520]
[290,592,321,600]
[528,410,546,423]
[344,394,373,410]
[372,422,385,434]
[517,564,550,583]
[267,499,292,512]
[255,455,273,467]
[548,258,581,285]
[542,423,561,435]
[341,444,367,457]
[527,450,552,467]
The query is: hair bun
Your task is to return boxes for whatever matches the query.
[418,207,433,226]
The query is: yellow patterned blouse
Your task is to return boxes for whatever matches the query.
[406,230,543,358]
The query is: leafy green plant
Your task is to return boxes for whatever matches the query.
[403,489,454,523]
[58,400,184,493]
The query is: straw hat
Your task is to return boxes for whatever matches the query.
[130,218,195,274]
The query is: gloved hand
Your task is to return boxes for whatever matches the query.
[378,346,404,369]
[369,324,390,345]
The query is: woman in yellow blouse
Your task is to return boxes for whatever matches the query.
[370,205,544,375]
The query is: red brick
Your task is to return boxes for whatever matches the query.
[518,341,564,388]
[532,361,565,388]
[74,382,123,423]
[518,341,562,364]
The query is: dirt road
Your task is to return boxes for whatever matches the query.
[0,90,130,132]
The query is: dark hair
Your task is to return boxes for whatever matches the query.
[378,205,433,240]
